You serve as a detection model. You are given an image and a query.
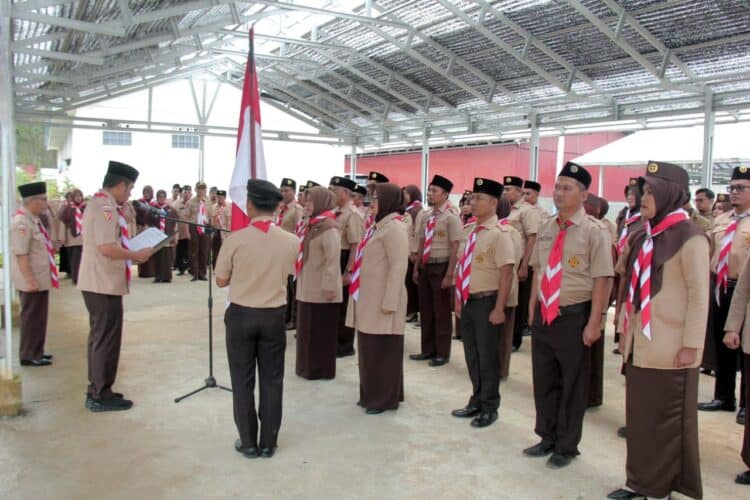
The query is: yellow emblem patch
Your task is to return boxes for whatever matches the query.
[333,177,339,183]
[647,162,659,173]
[104,211,113,221]
[568,256,580,268]
[477,179,484,186]
[437,230,446,238]
[570,164,579,173]
[629,178,637,186]
[475,254,485,264]
[741,166,749,174]
[371,172,377,179]
[505,177,511,183]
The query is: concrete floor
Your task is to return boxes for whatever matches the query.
[0,274,747,500]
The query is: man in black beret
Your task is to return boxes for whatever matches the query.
[523,180,549,218]
[215,178,299,459]
[79,161,153,412]
[212,189,231,269]
[173,185,192,274]
[352,184,368,218]
[524,161,613,468]
[411,174,461,366]
[297,184,306,205]
[276,178,303,329]
[452,178,515,428]
[11,182,56,366]
[170,184,182,205]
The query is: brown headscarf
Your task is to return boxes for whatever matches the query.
[496,197,512,220]
[303,186,338,261]
[583,194,603,218]
[376,183,405,222]
[621,169,704,305]
[403,184,422,220]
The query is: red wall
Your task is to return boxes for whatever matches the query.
[345,132,629,199]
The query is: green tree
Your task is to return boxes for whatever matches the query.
[15,124,47,168]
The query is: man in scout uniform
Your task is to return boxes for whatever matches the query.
[173,185,192,275]
[212,190,231,268]
[410,174,462,366]
[524,161,613,468]
[11,182,57,367]
[276,178,303,330]
[78,161,153,412]
[135,185,156,278]
[451,178,515,428]
[353,184,368,218]
[216,179,300,459]
[695,188,715,221]
[187,181,214,281]
[700,166,750,425]
[170,184,181,205]
[504,175,542,352]
[329,175,364,357]
[297,184,306,205]
[523,180,549,218]
[366,171,389,199]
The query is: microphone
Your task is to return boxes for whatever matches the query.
[132,200,167,217]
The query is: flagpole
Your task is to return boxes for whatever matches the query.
[248,28,256,181]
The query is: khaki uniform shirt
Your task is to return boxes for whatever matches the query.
[409,209,425,254]
[690,210,711,233]
[710,210,750,278]
[724,246,750,355]
[335,202,364,253]
[296,227,343,303]
[602,218,618,245]
[173,199,191,240]
[505,223,523,307]
[278,200,303,234]
[457,215,516,301]
[508,199,541,243]
[11,208,52,292]
[531,207,614,306]
[212,203,232,240]
[529,202,550,220]
[215,216,299,308]
[78,190,129,296]
[417,202,462,262]
[618,235,710,368]
[346,213,409,335]
[186,197,215,227]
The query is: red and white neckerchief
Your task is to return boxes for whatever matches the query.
[498,217,509,226]
[422,204,447,264]
[74,203,84,236]
[95,192,131,284]
[539,218,574,325]
[196,200,206,235]
[350,219,377,301]
[294,217,306,238]
[617,210,641,256]
[295,210,336,276]
[250,219,273,233]
[455,224,486,304]
[464,215,477,227]
[364,213,375,232]
[158,202,169,233]
[715,211,748,303]
[276,203,288,226]
[405,200,422,213]
[17,209,59,289]
[625,209,689,339]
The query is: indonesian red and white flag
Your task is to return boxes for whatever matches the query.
[229,28,266,231]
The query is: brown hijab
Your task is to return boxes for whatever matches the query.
[621,168,703,305]
[376,183,405,222]
[496,197,512,220]
[403,184,422,220]
[303,186,338,260]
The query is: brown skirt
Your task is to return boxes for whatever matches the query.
[498,307,516,380]
[153,246,174,282]
[296,301,340,380]
[137,255,155,278]
[743,353,750,469]
[357,332,405,411]
[626,362,702,498]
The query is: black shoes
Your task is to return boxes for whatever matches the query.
[470,411,498,428]
[617,426,627,438]
[198,276,208,281]
[523,442,555,457]
[42,353,53,360]
[736,470,750,485]
[85,392,124,409]
[738,408,746,426]
[511,346,520,353]
[429,357,448,367]
[190,277,198,282]
[88,395,133,412]
[612,347,622,355]
[409,353,434,361]
[607,488,646,499]
[452,335,463,340]
[234,439,259,459]
[365,408,384,415]
[451,405,481,418]
[546,453,575,469]
[405,313,418,323]
[260,447,277,458]
[336,349,355,358]
[20,358,52,366]
[698,399,736,412]
[285,322,296,331]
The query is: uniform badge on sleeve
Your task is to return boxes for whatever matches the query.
[17,225,27,237]
[103,209,113,221]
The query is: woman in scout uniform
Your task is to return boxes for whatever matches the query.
[402,184,423,324]
[57,188,85,284]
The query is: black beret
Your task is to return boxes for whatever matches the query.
[195,181,207,189]
[216,190,227,197]
[369,171,389,183]
[523,180,541,192]
[182,184,192,191]
[306,180,320,189]
[717,193,729,203]
[502,176,523,188]
[209,186,217,192]
[429,174,453,193]
[280,178,296,189]
[247,179,283,205]
[298,185,306,193]
[18,181,46,198]
[639,161,688,193]
[731,166,750,181]
[355,185,367,197]
[329,176,357,191]
[172,183,181,189]
[559,162,592,189]
[473,177,503,198]
[107,160,139,183]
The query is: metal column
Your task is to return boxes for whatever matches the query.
[702,91,715,188]
[421,127,430,197]
[350,143,357,179]
[529,115,540,181]
[198,135,205,181]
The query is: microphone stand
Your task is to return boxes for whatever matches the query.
[145,209,233,403]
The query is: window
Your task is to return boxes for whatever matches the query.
[171,134,200,149]
[102,130,132,146]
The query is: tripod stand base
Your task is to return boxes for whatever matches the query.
[174,376,232,403]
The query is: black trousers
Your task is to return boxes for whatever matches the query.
[225,303,286,449]
[82,292,124,400]
[406,259,420,315]
[337,249,355,355]
[513,267,533,349]
[175,239,189,272]
[418,262,452,358]
[531,303,590,456]
[461,294,502,412]
[285,275,296,325]
[68,245,83,285]
[18,290,49,361]
[713,285,746,407]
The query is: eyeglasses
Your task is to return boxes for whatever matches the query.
[727,185,750,193]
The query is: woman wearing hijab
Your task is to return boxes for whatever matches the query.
[346,183,409,414]
[295,186,342,380]
[403,184,423,323]
[495,197,522,380]
[607,161,709,500]
[58,188,85,284]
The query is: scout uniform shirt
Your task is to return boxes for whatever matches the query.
[710,209,750,279]
[186,196,215,227]
[408,209,425,255]
[213,203,232,240]
[172,199,191,241]
[215,216,299,308]
[335,201,364,253]
[77,191,129,296]
[457,215,516,300]
[690,209,711,233]
[529,202,550,220]
[616,234,709,369]
[278,200,303,234]
[724,251,750,355]
[530,208,613,307]
[296,225,343,303]
[508,199,542,246]
[417,201,462,262]
[11,208,52,292]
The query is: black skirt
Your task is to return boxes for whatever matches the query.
[357,332,405,410]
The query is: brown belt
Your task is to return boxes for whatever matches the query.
[468,291,497,301]
[425,258,449,265]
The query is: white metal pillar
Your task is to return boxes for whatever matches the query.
[1,0,16,380]
[555,135,566,176]
[598,166,605,197]
[350,143,357,180]
[702,91,715,188]
[198,135,205,181]
[529,114,540,181]
[421,127,430,197]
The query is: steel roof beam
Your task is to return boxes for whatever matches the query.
[12,11,128,37]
